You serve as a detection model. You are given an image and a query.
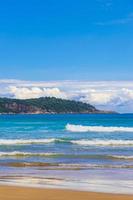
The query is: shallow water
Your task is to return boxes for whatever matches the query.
[0,114,133,194]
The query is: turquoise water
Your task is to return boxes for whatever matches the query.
[0,114,133,194]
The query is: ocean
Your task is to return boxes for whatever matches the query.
[0,114,133,194]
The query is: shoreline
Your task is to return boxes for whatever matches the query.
[0,113,117,115]
[0,185,132,200]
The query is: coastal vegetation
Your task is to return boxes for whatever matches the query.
[0,97,100,114]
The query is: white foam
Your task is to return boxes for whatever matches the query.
[111,155,133,160]
[0,138,56,145]
[1,138,133,147]
[0,151,60,157]
[66,124,133,132]
[1,176,133,195]
[71,139,133,146]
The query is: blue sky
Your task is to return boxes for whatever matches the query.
[0,1,133,112]
[0,0,133,80]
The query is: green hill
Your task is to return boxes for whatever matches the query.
[0,97,101,114]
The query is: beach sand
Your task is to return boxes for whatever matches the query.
[0,186,132,200]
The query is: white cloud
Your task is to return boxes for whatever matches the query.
[8,86,67,99]
[0,79,133,113]
[80,91,114,105]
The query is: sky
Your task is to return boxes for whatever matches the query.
[0,0,133,112]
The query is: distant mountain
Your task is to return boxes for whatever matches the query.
[0,97,115,114]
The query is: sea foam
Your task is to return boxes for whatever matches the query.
[66,124,133,132]
[0,151,61,157]
[71,139,133,146]
[1,138,133,147]
[0,138,56,145]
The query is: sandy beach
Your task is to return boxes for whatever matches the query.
[0,186,132,200]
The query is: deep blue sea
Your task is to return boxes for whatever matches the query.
[0,114,133,194]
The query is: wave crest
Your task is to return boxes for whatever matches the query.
[0,138,133,147]
[1,151,133,160]
[0,138,56,145]
[71,139,133,146]
[66,124,133,132]
[0,151,62,157]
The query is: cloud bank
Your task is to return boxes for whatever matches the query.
[0,79,133,113]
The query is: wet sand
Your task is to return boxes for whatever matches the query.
[0,186,133,200]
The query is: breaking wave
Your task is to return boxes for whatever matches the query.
[0,151,133,160]
[66,124,133,132]
[1,138,133,147]
[111,155,133,160]
[71,139,133,146]
[0,151,63,157]
[2,162,133,169]
[0,138,57,145]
